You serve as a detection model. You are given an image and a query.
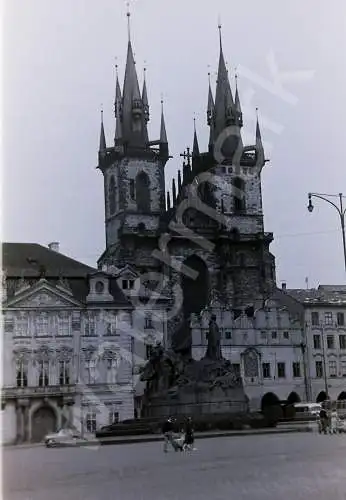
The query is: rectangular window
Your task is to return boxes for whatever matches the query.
[85,411,97,433]
[16,360,28,387]
[337,312,345,326]
[38,361,49,387]
[329,359,337,378]
[324,312,333,325]
[144,314,153,329]
[311,312,319,326]
[231,363,241,378]
[122,279,128,290]
[292,362,301,378]
[128,280,134,290]
[313,334,321,349]
[85,359,97,384]
[59,361,70,385]
[109,409,119,425]
[262,362,271,378]
[106,358,118,384]
[341,360,346,377]
[283,331,289,340]
[36,313,48,337]
[327,335,335,349]
[84,315,96,336]
[271,331,277,340]
[15,313,29,337]
[225,331,232,340]
[316,360,323,378]
[277,362,286,378]
[105,312,117,336]
[260,331,267,339]
[57,313,70,336]
[340,335,346,350]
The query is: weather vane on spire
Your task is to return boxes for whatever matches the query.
[126,1,131,41]
[218,15,222,47]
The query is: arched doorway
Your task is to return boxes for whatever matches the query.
[316,391,327,403]
[287,392,301,404]
[261,392,280,411]
[337,391,346,400]
[31,405,57,443]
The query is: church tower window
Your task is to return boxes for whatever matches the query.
[108,176,116,215]
[135,171,150,212]
[232,176,246,213]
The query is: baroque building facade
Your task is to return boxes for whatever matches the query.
[1,243,136,444]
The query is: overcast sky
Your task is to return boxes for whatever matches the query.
[2,0,346,288]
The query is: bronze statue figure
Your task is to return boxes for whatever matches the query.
[205,314,222,360]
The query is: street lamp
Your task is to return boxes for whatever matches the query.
[307,192,346,273]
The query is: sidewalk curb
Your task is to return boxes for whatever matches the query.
[3,426,314,450]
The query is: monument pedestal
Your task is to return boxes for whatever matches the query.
[142,356,248,419]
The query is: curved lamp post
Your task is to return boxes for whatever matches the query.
[307,192,346,273]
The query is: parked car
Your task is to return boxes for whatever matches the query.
[293,403,321,419]
[44,428,83,448]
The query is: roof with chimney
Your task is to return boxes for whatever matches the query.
[2,243,131,306]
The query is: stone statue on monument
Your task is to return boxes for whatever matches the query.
[205,314,222,360]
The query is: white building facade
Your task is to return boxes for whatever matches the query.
[191,296,308,411]
[286,285,346,403]
[1,243,137,444]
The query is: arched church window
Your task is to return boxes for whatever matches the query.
[109,176,116,215]
[135,171,150,212]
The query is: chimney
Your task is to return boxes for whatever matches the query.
[48,242,60,253]
[281,282,287,290]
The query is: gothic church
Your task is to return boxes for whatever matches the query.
[97,22,276,356]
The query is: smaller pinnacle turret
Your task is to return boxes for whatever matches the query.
[255,110,265,168]
[172,178,177,205]
[99,109,106,155]
[178,170,182,193]
[192,118,200,158]
[142,67,149,123]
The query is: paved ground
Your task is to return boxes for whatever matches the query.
[3,433,346,500]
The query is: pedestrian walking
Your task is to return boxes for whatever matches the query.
[319,407,328,434]
[162,417,183,452]
[183,417,195,451]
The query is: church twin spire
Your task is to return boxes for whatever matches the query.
[99,15,264,167]
[99,10,168,156]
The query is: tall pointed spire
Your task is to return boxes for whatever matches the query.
[207,71,215,150]
[99,109,106,154]
[255,108,265,167]
[192,117,200,158]
[214,22,235,139]
[114,64,123,141]
[142,66,149,123]
[121,7,148,149]
[160,99,168,144]
[234,73,243,128]
[159,98,169,159]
